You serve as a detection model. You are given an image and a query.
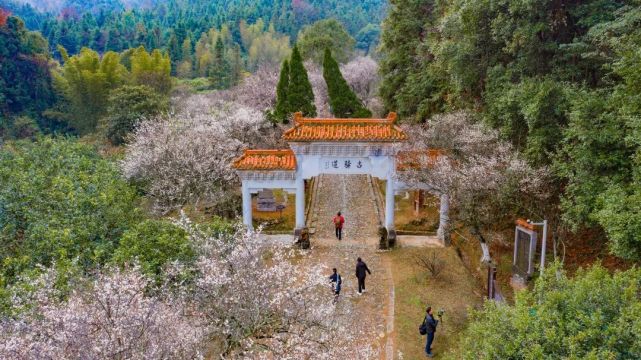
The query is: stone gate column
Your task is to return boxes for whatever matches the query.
[295,175,305,229]
[241,182,253,231]
[437,193,450,245]
[385,175,395,230]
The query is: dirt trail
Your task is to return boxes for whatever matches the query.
[305,175,395,359]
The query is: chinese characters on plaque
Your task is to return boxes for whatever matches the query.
[321,158,370,173]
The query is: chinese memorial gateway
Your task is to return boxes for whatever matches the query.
[232,112,450,245]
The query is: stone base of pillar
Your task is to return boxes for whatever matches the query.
[294,227,310,249]
[437,229,451,247]
[378,226,388,250]
[387,228,397,248]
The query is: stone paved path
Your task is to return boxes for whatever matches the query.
[304,175,395,359]
[311,174,380,245]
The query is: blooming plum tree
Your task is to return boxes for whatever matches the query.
[0,265,205,359]
[122,104,272,215]
[399,112,551,262]
[1,217,376,359]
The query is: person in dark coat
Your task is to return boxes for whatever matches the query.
[423,306,439,357]
[355,257,371,295]
[329,268,342,295]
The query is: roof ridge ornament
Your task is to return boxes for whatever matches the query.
[293,112,303,126]
[387,112,397,123]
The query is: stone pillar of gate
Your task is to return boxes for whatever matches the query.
[385,174,395,230]
[241,181,253,231]
[295,174,305,229]
[437,193,450,246]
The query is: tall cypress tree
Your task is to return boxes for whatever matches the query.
[287,45,316,117]
[273,59,290,122]
[209,36,230,89]
[323,48,371,118]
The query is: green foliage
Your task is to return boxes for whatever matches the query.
[129,46,172,95]
[484,76,570,165]
[53,47,127,134]
[553,7,641,255]
[379,0,441,119]
[555,89,634,228]
[272,59,290,123]
[104,85,168,145]
[1,115,40,140]
[322,48,371,118]
[355,23,380,54]
[453,264,641,359]
[241,20,291,72]
[113,219,195,279]
[287,45,316,117]
[0,137,140,285]
[597,185,641,260]
[6,0,386,62]
[297,19,355,63]
[209,36,231,89]
[0,16,55,127]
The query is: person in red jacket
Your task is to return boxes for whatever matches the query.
[333,211,345,240]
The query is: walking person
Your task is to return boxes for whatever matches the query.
[355,257,371,295]
[328,268,342,304]
[421,307,439,357]
[333,211,345,240]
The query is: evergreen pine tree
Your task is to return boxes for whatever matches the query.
[273,59,290,122]
[209,36,230,89]
[230,44,243,86]
[287,45,316,117]
[323,48,372,118]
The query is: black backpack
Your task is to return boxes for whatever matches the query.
[419,316,427,335]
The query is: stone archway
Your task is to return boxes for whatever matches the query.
[232,112,450,246]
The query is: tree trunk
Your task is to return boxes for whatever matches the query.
[471,226,492,264]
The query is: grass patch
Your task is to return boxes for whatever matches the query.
[252,190,295,233]
[377,180,440,233]
[389,247,483,359]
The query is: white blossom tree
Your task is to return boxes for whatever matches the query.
[175,215,376,359]
[399,112,551,262]
[1,219,376,359]
[0,265,205,359]
[122,103,280,215]
[340,56,383,115]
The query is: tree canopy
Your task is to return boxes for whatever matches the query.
[379,0,641,260]
[454,264,641,359]
[322,48,371,118]
[0,137,140,286]
[297,19,356,63]
[286,45,316,117]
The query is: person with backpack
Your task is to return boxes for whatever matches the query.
[419,306,439,357]
[329,268,342,303]
[333,211,345,240]
[355,257,371,295]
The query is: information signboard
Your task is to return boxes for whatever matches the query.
[513,224,537,279]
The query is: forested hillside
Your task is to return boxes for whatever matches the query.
[0,0,385,55]
[380,0,641,261]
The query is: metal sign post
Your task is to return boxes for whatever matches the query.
[527,219,548,276]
